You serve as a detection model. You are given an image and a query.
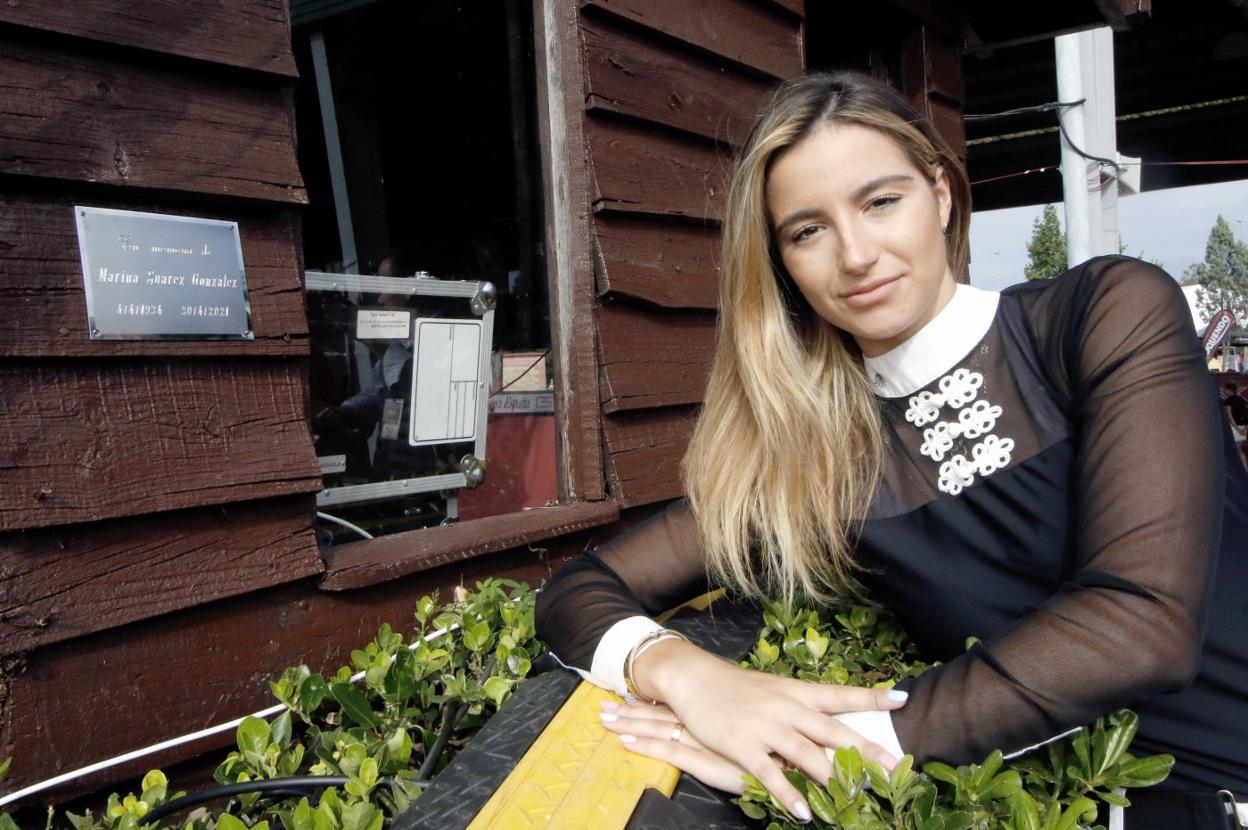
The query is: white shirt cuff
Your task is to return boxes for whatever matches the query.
[829,710,905,761]
[575,615,664,697]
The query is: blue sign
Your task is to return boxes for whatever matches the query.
[75,206,253,340]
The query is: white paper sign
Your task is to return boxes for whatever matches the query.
[409,319,484,446]
[318,455,346,475]
[356,309,411,339]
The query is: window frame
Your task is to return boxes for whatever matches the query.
[312,0,612,588]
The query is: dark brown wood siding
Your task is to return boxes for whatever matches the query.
[0,0,325,792]
[576,0,805,507]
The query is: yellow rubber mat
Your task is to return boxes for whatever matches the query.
[464,681,679,829]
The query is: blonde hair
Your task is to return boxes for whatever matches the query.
[682,71,971,604]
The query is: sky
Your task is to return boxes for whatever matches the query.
[968,178,1248,292]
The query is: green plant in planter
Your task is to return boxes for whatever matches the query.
[218,578,544,817]
[736,598,1174,830]
[0,580,543,830]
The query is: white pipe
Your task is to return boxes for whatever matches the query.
[316,512,374,540]
[0,624,457,809]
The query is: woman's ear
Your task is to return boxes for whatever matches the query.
[932,168,952,232]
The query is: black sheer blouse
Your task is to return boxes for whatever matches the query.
[535,257,1248,794]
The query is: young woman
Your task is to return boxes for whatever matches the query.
[534,71,1248,827]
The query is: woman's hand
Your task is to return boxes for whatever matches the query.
[622,638,907,822]
[599,700,752,793]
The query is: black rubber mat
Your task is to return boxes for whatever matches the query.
[393,597,765,829]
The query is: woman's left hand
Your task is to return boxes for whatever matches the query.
[598,699,754,793]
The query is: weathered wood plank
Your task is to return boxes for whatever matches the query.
[0,192,308,357]
[927,96,966,159]
[909,26,963,103]
[0,37,306,204]
[535,0,607,502]
[580,0,803,81]
[604,406,697,506]
[0,0,297,77]
[903,25,966,157]
[0,496,321,656]
[594,214,719,309]
[320,501,621,590]
[587,116,728,221]
[755,0,804,18]
[582,16,770,146]
[0,360,321,531]
[0,530,637,795]
[596,303,715,412]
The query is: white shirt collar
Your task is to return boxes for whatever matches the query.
[863,284,1000,398]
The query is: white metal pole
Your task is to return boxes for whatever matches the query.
[1056,33,1094,266]
[1055,27,1122,266]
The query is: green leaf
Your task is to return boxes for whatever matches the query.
[1008,790,1041,830]
[1101,711,1138,773]
[271,711,293,750]
[1103,754,1174,788]
[805,626,829,661]
[66,812,95,830]
[806,783,838,823]
[215,815,249,830]
[331,683,380,729]
[922,761,959,786]
[1054,797,1098,830]
[754,636,780,668]
[463,621,492,653]
[298,675,331,718]
[237,716,271,757]
[384,727,413,770]
[982,770,1022,800]
[736,799,766,821]
[1071,728,1092,777]
[833,746,864,796]
[483,676,515,708]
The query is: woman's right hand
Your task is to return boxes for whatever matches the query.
[628,638,907,822]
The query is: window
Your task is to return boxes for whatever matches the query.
[292,0,557,546]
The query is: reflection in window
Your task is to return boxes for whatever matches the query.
[292,0,556,544]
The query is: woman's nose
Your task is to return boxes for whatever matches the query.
[838,222,881,275]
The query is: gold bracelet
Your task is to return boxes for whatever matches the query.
[624,628,690,705]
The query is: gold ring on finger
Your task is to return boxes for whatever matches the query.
[670,723,684,742]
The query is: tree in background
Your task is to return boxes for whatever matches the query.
[1187,215,1248,321]
[1024,204,1068,281]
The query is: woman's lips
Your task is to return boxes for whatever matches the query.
[841,276,901,307]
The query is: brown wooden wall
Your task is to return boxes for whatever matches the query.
[574,0,806,508]
[0,1,326,794]
[0,0,973,801]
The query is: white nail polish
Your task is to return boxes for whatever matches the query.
[887,689,909,703]
[792,800,812,822]
[599,712,618,722]
[620,734,637,744]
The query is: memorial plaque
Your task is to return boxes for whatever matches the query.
[75,206,253,339]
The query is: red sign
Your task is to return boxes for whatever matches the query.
[1204,309,1237,358]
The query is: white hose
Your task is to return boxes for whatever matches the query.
[316,512,374,540]
[0,624,455,809]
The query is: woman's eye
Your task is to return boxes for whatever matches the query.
[792,224,820,242]
[868,195,901,211]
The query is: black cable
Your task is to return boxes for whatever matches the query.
[964,99,1084,123]
[137,776,421,827]
[1055,113,1122,173]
